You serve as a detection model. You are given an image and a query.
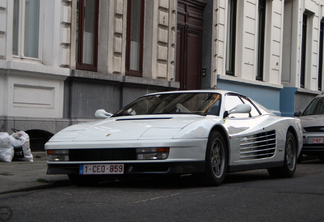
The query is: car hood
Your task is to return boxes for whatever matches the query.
[50,115,200,142]
[299,115,324,128]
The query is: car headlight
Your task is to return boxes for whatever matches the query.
[46,150,69,161]
[136,147,169,160]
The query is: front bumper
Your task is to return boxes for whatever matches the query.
[302,134,324,155]
[47,161,205,175]
[46,138,208,175]
[301,144,324,155]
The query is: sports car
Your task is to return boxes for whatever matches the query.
[45,90,303,186]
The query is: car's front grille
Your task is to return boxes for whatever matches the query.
[303,126,324,132]
[240,130,276,159]
[303,143,324,149]
[69,148,137,161]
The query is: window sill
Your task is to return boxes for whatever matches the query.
[0,59,70,78]
[72,69,180,89]
[217,74,283,90]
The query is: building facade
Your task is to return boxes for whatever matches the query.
[211,0,324,116]
[281,0,324,116]
[0,0,323,151]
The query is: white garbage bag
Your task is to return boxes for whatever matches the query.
[9,131,33,162]
[0,132,14,163]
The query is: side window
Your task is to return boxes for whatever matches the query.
[224,94,242,110]
[224,94,248,118]
[240,97,260,117]
[224,94,259,118]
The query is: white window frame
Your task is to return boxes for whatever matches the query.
[12,0,43,61]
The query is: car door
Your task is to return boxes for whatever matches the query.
[223,93,262,165]
[224,93,279,167]
[223,93,259,135]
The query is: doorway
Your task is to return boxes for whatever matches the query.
[176,0,205,90]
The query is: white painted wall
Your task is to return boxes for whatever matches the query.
[94,0,176,80]
[0,0,69,118]
[213,0,324,92]
[304,0,322,90]
[213,0,286,88]
[282,0,324,91]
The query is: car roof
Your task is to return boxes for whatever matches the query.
[145,89,242,97]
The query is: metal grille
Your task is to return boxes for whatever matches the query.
[69,148,137,161]
[240,130,276,159]
[303,126,324,132]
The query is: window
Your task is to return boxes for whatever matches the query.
[240,97,260,117]
[318,19,324,91]
[224,94,242,111]
[302,97,324,116]
[126,0,144,77]
[76,0,99,71]
[225,94,248,118]
[300,12,308,88]
[114,93,221,116]
[224,94,260,118]
[226,0,237,76]
[256,0,266,81]
[12,0,41,59]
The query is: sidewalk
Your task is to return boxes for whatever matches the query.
[0,152,69,194]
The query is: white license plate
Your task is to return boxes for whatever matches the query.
[80,164,124,175]
[312,137,324,144]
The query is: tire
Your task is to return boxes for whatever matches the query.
[319,155,324,161]
[203,131,228,186]
[68,174,101,186]
[268,131,297,178]
[297,153,303,163]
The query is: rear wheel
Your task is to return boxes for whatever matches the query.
[268,131,297,178]
[203,131,228,186]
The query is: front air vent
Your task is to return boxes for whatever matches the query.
[69,148,137,161]
[240,130,276,160]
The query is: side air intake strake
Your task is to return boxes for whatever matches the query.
[239,130,276,159]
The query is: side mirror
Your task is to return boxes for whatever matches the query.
[223,104,251,118]
[95,109,113,118]
[294,111,301,117]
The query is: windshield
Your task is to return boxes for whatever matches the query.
[114,93,221,117]
[302,97,324,116]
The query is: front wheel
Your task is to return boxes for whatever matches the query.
[203,131,228,186]
[268,131,297,178]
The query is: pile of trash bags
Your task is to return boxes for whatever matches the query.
[0,130,33,163]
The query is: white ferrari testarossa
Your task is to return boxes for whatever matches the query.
[45,90,303,186]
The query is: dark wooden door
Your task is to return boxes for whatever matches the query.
[176,0,204,90]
